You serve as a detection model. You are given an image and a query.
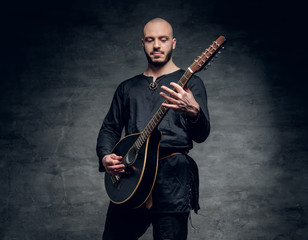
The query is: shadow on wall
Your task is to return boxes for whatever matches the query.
[0,0,307,240]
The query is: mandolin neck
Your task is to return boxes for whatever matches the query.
[133,69,193,151]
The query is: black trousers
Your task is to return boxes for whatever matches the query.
[102,202,189,240]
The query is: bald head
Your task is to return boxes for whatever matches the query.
[141,17,177,68]
[143,18,174,38]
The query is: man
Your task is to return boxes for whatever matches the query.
[96,18,210,240]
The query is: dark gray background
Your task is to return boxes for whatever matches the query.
[1,0,307,239]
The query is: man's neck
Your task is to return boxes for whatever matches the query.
[143,59,180,82]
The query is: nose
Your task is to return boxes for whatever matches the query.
[153,39,160,49]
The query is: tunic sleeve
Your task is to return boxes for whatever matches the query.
[185,76,210,143]
[96,83,125,172]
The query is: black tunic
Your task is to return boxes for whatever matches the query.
[96,69,210,213]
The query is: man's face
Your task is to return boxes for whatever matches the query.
[142,21,176,67]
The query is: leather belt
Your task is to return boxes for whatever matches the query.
[159,152,184,160]
[159,148,188,160]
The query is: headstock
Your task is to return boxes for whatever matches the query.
[189,36,226,73]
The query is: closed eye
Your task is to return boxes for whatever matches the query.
[160,37,169,42]
[144,37,154,42]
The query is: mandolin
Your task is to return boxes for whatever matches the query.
[105,35,226,208]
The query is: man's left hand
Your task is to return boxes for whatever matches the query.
[160,82,200,117]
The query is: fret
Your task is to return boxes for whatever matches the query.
[136,140,141,149]
[138,141,143,149]
[178,80,184,87]
[154,114,159,122]
[148,125,152,133]
[141,132,146,141]
[140,134,145,143]
[139,136,144,145]
[136,137,141,148]
[180,71,192,87]
[146,126,151,134]
[145,125,150,134]
[158,108,164,116]
[180,79,186,86]
[144,128,149,137]
[151,120,156,127]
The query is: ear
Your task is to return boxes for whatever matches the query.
[172,38,176,50]
[141,38,145,47]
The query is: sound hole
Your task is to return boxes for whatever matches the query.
[125,147,138,165]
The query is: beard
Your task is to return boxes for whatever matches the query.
[144,47,173,67]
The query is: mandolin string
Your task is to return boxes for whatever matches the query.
[136,48,209,149]
[133,37,224,151]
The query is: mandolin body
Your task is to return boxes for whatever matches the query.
[104,130,161,208]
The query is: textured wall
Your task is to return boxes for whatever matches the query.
[1,0,307,239]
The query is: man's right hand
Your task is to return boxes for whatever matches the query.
[102,153,125,175]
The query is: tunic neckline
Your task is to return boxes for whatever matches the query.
[142,69,182,84]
